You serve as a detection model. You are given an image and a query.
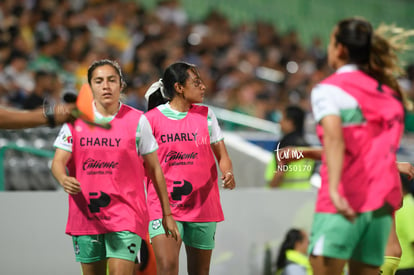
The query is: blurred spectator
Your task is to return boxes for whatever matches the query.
[0,50,34,107]
[17,8,35,54]
[275,228,311,275]
[22,70,60,110]
[104,7,131,54]
[0,0,336,121]
[155,0,188,27]
[227,79,267,116]
[73,49,102,89]
[28,34,62,73]
[264,105,315,189]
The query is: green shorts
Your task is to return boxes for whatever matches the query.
[149,219,216,250]
[308,205,392,266]
[72,231,142,263]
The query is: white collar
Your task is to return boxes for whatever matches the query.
[336,64,358,74]
[165,102,187,114]
[93,101,122,119]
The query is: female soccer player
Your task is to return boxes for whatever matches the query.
[145,61,235,275]
[308,17,408,275]
[52,59,179,275]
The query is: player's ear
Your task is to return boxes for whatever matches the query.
[336,42,349,60]
[174,82,183,95]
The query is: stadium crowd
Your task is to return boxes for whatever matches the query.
[1,0,414,128]
[0,0,328,125]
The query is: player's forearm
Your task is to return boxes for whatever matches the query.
[212,140,233,175]
[268,171,284,188]
[324,136,344,194]
[302,147,323,160]
[0,108,47,129]
[51,161,68,185]
[218,157,233,177]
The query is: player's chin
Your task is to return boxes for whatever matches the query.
[196,95,204,103]
[101,97,117,105]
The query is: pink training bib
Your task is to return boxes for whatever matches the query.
[66,105,149,239]
[315,70,404,213]
[145,104,224,222]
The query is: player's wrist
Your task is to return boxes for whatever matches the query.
[43,103,56,128]
[225,170,233,176]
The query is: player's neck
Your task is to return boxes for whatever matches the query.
[169,98,190,112]
[95,101,120,117]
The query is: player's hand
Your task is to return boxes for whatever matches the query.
[54,103,76,125]
[397,162,414,179]
[162,215,181,241]
[60,175,81,195]
[221,171,235,190]
[330,191,356,222]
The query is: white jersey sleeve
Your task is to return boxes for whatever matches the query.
[311,83,358,123]
[136,114,158,155]
[53,123,73,152]
[208,107,224,144]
